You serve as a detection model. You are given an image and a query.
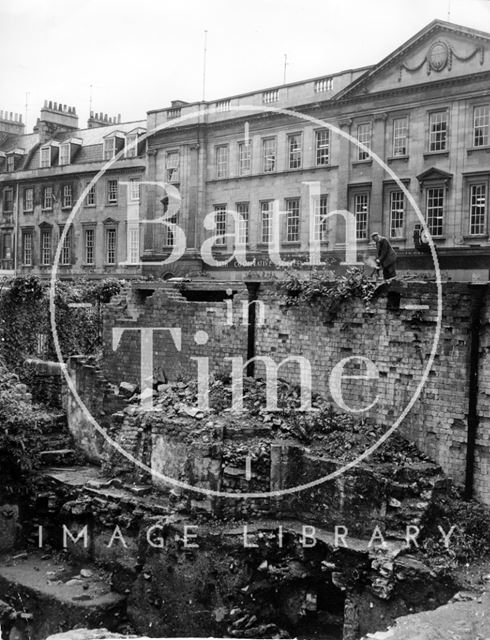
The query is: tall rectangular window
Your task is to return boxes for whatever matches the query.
[85,183,96,206]
[357,123,371,160]
[260,201,273,244]
[104,138,116,160]
[316,130,330,166]
[60,227,72,265]
[128,226,139,263]
[286,198,300,242]
[288,134,302,169]
[40,146,51,168]
[62,184,73,208]
[213,205,227,245]
[389,191,405,238]
[105,228,117,264]
[163,214,178,247]
[59,144,70,165]
[41,230,51,265]
[125,134,137,158]
[107,180,118,204]
[238,142,251,175]
[429,111,448,152]
[313,195,328,242]
[129,178,140,202]
[392,117,408,156]
[216,146,229,178]
[354,193,369,239]
[7,156,14,172]
[22,231,33,266]
[236,202,249,245]
[43,186,53,210]
[469,183,487,235]
[166,151,179,182]
[426,187,444,236]
[84,229,95,264]
[263,138,276,173]
[24,188,33,212]
[3,187,13,212]
[473,106,489,147]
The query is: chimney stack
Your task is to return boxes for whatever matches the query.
[0,109,25,137]
[33,99,79,143]
[87,110,123,128]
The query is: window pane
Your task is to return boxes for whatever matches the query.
[107,180,118,203]
[60,228,71,265]
[470,184,486,235]
[357,124,371,160]
[41,231,51,265]
[263,139,276,172]
[288,134,302,169]
[314,195,328,241]
[238,142,251,175]
[24,188,33,211]
[105,229,116,264]
[261,201,272,243]
[43,187,53,210]
[286,199,300,241]
[63,185,72,208]
[85,229,95,264]
[316,130,330,165]
[213,205,227,245]
[23,233,33,266]
[354,193,369,239]
[393,117,408,156]
[390,191,404,238]
[473,106,489,147]
[429,111,448,152]
[236,202,249,245]
[216,146,229,178]
[426,187,444,236]
[86,183,96,206]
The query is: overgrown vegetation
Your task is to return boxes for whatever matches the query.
[421,487,490,565]
[0,359,52,496]
[276,266,377,317]
[0,275,122,374]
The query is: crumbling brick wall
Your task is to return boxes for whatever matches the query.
[98,280,490,505]
[102,284,249,386]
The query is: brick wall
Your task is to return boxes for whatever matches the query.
[98,280,490,505]
[102,283,249,386]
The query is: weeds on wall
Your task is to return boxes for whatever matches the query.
[276,266,377,318]
[0,275,122,374]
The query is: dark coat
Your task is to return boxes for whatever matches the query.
[375,236,396,267]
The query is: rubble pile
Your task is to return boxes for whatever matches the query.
[109,375,430,470]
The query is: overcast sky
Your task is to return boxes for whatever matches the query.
[1,0,489,132]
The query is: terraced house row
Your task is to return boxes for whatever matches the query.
[1,19,490,281]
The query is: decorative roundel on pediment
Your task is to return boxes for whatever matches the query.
[428,40,449,72]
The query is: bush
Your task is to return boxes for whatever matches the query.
[277,266,377,317]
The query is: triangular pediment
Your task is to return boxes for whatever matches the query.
[416,167,453,185]
[335,20,490,100]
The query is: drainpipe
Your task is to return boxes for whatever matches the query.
[464,283,487,500]
[245,282,260,378]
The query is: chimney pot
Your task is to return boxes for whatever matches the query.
[44,99,48,108]
[48,100,52,109]
[118,114,121,123]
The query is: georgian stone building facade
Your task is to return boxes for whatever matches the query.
[142,19,490,282]
[0,103,146,279]
[1,19,489,282]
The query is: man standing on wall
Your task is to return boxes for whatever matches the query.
[371,232,397,281]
